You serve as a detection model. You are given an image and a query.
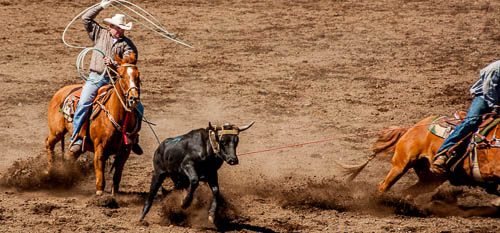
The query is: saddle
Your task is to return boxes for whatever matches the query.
[60,84,113,123]
[428,111,497,139]
[60,84,114,146]
[429,112,500,185]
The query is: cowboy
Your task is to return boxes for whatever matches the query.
[70,0,143,154]
[430,60,500,174]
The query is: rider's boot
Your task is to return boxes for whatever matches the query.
[132,137,143,155]
[69,138,83,153]
[430,149,451,175]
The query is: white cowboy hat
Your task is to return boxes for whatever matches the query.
[103,14,132,30]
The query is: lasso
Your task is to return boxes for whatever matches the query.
[63,0,192,80]
[63,0,178,144]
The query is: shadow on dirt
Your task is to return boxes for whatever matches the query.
[0,153,94,190]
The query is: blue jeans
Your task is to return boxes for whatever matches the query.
[437,96,492,154]
[70,73,144,144]
[70,73,110,143]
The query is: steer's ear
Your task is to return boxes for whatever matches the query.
[238,121,255,132]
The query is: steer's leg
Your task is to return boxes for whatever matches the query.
[140,171,168,221]
[207,172,220,224]
[112,148,131,196]
[181,164,199,209]
[94,145,107,195]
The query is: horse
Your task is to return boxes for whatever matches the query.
[45,52,141,195]
[339,114,500,201]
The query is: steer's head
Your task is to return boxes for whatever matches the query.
[208,121,255,165]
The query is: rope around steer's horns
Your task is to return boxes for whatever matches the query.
[208,121,255,156]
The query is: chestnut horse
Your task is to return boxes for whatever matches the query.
[45,52,141,195]
[340,114,500,199]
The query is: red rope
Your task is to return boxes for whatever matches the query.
[238,117,462,156]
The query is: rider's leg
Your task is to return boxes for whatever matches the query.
[70,74,109,152]
[131,102,144,155]
[431,96,491,174]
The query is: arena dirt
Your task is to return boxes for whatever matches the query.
[2,0,500,232]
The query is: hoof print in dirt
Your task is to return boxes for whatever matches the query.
[88,196,119,209]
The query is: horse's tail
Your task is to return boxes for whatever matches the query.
[336,127,408,182]
[372,126,408,155]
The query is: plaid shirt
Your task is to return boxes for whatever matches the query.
[470,60,500,108]
[82,5,138,81]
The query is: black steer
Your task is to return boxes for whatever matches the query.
[139,121,254,223]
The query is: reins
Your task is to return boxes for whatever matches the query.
[65,1,179,146]
[105,63,135,112]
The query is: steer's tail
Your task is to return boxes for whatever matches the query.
[336,127,408,182]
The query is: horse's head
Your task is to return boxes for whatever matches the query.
[208,121,255,165]
[115,51,140,109]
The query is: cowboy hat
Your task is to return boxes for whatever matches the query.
[103,14,132,30]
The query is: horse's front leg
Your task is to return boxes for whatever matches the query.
[181,164,199,209]
[94,145,107,195]
[207,173,220,224]
[112,148,131,196]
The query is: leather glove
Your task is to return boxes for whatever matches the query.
[100,0,113,8]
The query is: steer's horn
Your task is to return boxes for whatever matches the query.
[238,121,255,132]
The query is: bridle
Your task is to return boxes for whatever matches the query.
[105,63,140,112]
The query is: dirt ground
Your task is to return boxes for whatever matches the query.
[3,0,500,232]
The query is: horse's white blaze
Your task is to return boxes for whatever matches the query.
[127,67,136,88]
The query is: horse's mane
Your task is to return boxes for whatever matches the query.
[117,51,137,65]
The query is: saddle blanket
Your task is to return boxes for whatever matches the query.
[60,85,112,122]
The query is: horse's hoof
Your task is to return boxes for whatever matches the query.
[96,190,103,196]
[491,197,500,207]
[112,188,118,197]
[208,215,215,224]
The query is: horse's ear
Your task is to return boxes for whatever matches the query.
[208,121,214,130]
[115,53,122,65]
[128,51,136,64]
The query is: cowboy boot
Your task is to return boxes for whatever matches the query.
[69,138,83,153]
[131,136,143,155]
[430,149,452,175]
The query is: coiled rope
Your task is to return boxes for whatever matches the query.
[62,1,192,49]
[63,0,181,142]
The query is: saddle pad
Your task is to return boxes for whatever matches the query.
[428,116,456,138]
[59,85,113,122]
